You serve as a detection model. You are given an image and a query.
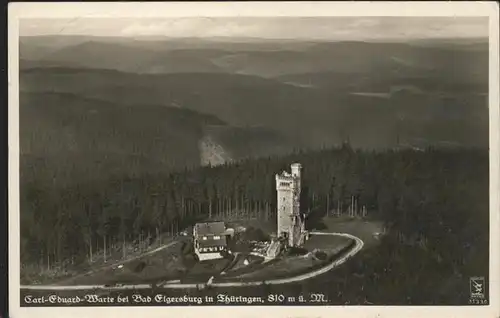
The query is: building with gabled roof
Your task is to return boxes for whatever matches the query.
[193,221,229,261]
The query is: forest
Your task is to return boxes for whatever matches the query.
[20,144,489,296]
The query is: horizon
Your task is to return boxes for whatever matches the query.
[19,17,488,41]
[19,34,489,44]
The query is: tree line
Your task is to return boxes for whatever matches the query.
[20,144,489,284]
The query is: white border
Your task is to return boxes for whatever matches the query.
[8,2,500,318]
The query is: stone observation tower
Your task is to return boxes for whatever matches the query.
[275,163,308,247]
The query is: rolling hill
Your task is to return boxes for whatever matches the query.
[20,37,488,79]
[20,66,489,154]
[20,89,302,189]
[19,67,322,145]
[18,37,490,189]
[20,91,225,187]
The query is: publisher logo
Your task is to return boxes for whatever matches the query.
[470,276,485,299]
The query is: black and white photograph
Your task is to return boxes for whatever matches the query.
[8,2,500,318]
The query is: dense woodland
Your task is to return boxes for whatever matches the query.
[21,145,489,290]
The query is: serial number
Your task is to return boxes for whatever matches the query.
[469,298,488,305]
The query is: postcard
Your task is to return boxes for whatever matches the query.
[7,2,500,318]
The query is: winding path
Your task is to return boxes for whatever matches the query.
[20,232,363,291]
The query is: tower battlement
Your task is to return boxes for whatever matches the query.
[275,173,294,181]
[276,163,301,183]
[275,172,297,190]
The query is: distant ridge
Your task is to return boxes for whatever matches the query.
[20,34,488,42]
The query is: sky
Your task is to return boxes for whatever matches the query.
[19,17,489,40]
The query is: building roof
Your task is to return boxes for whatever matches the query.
[194,222,226,236]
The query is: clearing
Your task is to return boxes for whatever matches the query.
[48,216,382,286]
